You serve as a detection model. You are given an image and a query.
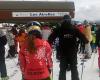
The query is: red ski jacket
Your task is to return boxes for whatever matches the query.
[19,38,52,80]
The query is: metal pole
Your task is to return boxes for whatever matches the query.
[81,59,85,80]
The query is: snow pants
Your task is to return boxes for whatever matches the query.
[7,45,17,58]
[0,47,7,78]
[0,60,7,78]
[79,40,85,54]
[55,45,60,60]
[59,51,79,80]
[90,42,96,53]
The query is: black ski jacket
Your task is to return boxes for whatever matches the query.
[48,26,88,56]
[96,29,100,47]
[0,35,7,60]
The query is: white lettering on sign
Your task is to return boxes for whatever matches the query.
[12,12,69,17]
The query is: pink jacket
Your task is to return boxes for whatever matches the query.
[19,38,52,80]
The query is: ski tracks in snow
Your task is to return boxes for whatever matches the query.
[5,57,22,80]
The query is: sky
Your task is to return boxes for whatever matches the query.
[73,0,100,21]
[0,0,100,21]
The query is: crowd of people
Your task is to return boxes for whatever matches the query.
[0,14,100,80]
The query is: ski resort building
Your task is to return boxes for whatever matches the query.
[0,1,75,24]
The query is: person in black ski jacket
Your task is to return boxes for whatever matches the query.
[0,29,8,80]
[48,15,88,80]
[95,27,100,71]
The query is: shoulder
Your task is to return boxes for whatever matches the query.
[42,40,50,47]
[20,41,27,49]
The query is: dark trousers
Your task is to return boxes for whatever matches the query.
[59,52,79,80]
[56,45,60,60]
[90,42,96,53]
[0,47,7,78]
[7,45,17,58]
[0,60,7,77]
[80,42,85,54]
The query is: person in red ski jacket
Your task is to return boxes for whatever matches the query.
[19,26,52,80]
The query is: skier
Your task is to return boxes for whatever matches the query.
[75,23,85,54]
[91,31,97,53]
[82,20,92,59]
[6,29,17,58]
[91,23,97,53]
[11,25,18,54]
[48,15,88,80]
[95,27,100,75]
[0,29,9,80]
[16,28,27,49]
[42,24,52,40]
[19,25,52,80]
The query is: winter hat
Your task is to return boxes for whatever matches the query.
[62,15,72,25]
[83,20,89,26]
[63,14,71,20]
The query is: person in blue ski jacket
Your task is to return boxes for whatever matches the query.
[48,15,88,80]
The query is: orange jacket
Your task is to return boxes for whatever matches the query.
[16,33,27,48]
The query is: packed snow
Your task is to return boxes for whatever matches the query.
[2,45,100,80]
[53,50,99,80]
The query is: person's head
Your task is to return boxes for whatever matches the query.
[92,23,96,27]
[14,24,18,28]
[61,15,72,28]
[18,28,25,36]
[27,26,42,53]
[11,27,18,35]
[83,20,90,27]
[63,14,71,21]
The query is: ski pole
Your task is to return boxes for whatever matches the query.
[51,49,55,80]
[81,58,85,80]
[51,46,56,80]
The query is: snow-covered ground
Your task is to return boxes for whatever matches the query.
[53,51,99,80]
[2,45,99,80]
